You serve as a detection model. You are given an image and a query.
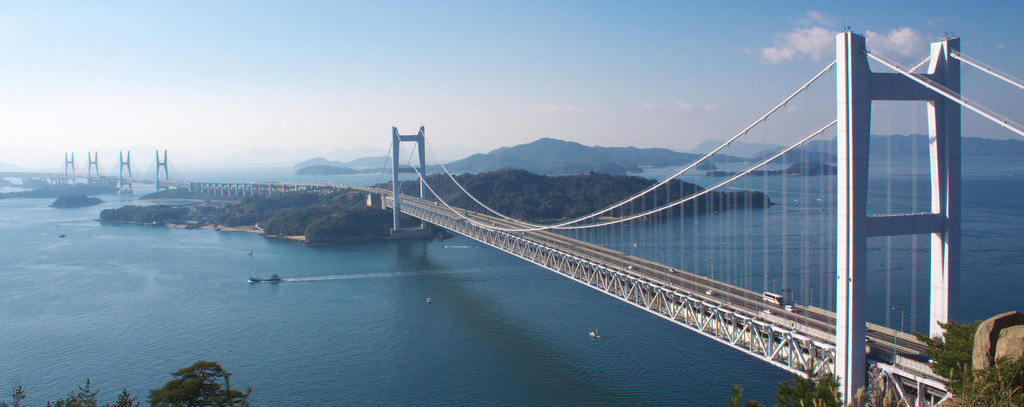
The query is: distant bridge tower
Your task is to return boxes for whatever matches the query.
[155,150,169,190]
[63,153,75,185]
[391,126,427,231]
[119,151,133,194]
[835,32,960,401]
[87,152,99,184]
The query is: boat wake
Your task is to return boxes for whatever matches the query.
[442,245,474,249]
[282,267,488,282]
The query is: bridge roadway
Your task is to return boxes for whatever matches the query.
[354,186,945,394]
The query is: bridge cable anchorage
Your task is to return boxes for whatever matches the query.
[866,51,1024,138]
[412,120,838,232]
[950,50,1024,91]
[420,60,838,230]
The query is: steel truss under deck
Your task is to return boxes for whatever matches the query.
[376,189,837,377]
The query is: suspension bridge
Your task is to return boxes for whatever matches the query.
[4,32,1023,406]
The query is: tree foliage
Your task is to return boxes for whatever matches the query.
[1,384,26,407]
[148,361,250,407]
[727,368,841,407]
[99,205,187,224]
[917,319,1023,406]
[385,169,771,222]
[915,319,979,393]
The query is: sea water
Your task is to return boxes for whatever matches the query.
[2,156,1022,406]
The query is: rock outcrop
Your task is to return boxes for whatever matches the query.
[973,311,1024,370]
[995,325,1024,363]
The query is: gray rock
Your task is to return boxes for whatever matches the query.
[995,325,1024,363]
[973,311,1024,370]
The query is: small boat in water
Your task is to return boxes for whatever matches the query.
[589,329,600,339]
[248,273,282,283]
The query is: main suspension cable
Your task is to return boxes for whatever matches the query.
[421,60,838,229]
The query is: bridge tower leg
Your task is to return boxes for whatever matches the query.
[835,32,960,402]
[155,150,169,191]
[87,152,99,184]
[63,153,75,185]
[391,126,427,232]
[119,151,133,194]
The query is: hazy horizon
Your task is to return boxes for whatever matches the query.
[2,2,1022,169]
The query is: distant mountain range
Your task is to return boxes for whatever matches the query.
[441,138,740,175]
[291,135,1024,177]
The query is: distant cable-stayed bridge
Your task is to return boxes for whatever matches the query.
[6,32,1023,407]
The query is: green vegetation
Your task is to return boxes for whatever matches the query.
[101,189,413,244]
[148,361,250,407]
[728,367,841,407]
[3,361,245,407]
[916,320,1024,407]
[387,169,770,221]
[100,205,187,225]
[140,189,241,201]
[217,189,405,243]
[50,195,103,208]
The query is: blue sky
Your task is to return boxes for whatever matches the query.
[1,1,1022,167]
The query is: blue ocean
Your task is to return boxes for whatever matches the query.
[2,156,1022,406]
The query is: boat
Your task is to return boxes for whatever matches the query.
[589,329,600,339]
[58,234,66,238]
[426,297,432,304]
[248,273,282,283]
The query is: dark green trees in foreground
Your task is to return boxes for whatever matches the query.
[147,361,251,407]
[3,361,248,407]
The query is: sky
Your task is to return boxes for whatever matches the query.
[1,1,1022,169]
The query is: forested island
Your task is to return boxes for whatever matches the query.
[50,194,103,208]
[705,162,837,178]
[389,169,771,222]
[99,169,771,244]
[100,188,421,244]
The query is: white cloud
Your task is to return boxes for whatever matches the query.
[760,26,835,64]
[800,10,835,26]
[676,102,696,111]
[865,27,926,57]
[703,104,720,112]
[642,102,666,110]
[996,43,1006,50]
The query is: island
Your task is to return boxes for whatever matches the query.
[50,194,103,208]
[100,169,773,245]
[295,165,361,175]
[705,162,837,178]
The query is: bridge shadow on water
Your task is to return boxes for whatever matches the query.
[385,239,639,406]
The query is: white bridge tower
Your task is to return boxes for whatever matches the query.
[835,31,961,400]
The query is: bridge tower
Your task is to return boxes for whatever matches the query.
[119,151,133,194]
[87,152,99,184]
[63,153,75,185]
[155,150,169,190]
[835,32,960,401]
[391,126,427,231]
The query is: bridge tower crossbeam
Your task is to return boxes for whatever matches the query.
[835,32,960,401]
